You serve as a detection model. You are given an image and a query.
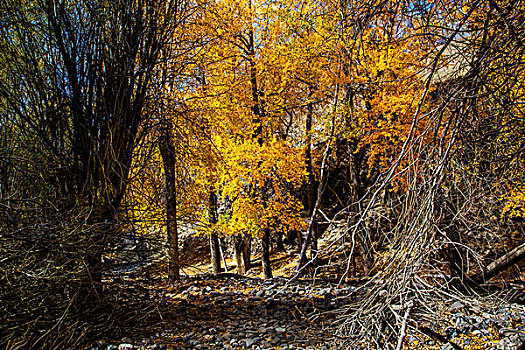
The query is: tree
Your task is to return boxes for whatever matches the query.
[0,0,186,346]
[158,118,181,281]
[181,0,314,277]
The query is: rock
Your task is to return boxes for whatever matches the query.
[118,344,134,350]
[246,338,257,347]
[494,318,509,327]
[192,340,202,346]
[449,301,465,313]
[492,333,525,350]
[441,345,456,350]
[203,334,215,341]
[454,315,469,329]
[184,332,195,339]
[276,327,286,334]
[147,345,167,350]
[500,328,522,338]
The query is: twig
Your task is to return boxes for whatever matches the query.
[418,326,463,350]
[395,301,413,350]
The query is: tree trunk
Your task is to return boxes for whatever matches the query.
[85,209,113,287]
[471,242,525,285]
[219,238,228,272]
[446,228,464,282]
[209,190,222,273]
[347,138,375,276]
[234,234,245,274]
[436,188,464,283]
[310,227,318,260]
[234,233,251,274]
[357,228,374,276]
[210,233,222,274]
[285,230,301,252]
[245,30,270,277]
[243,234,252,273]
[305,99,318,260]
[296,120,334,275]
[159,120,180,281]
[275,230,284,253]
[262,227,273,279]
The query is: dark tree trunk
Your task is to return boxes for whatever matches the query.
[305,99,318,260]
[296,125,334,275]
[436,189,464,283]
[159,120,180,281]
[471,242,525,285]
[446,228,464,282]
[243,234,252,273]
[82,208,111,288]
[246,24,270,278]
[285,230,301,252]
[209,190,222,273]
[357,229,374,276]
[262,228,273,279]
[275,230,284,253]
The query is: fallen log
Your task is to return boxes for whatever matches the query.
[470,242,525,285]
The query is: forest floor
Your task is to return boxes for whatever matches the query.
[87,249,525,350]
[90,273,356,350]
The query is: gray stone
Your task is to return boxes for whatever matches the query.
[449,301,465,312]
[188,339,201,347]
[440,345,455,350]
[492,334,525,350]
[146,345,167,350]
[118,344,134,350]
[276,327,286,334]
[455,315,468,329]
